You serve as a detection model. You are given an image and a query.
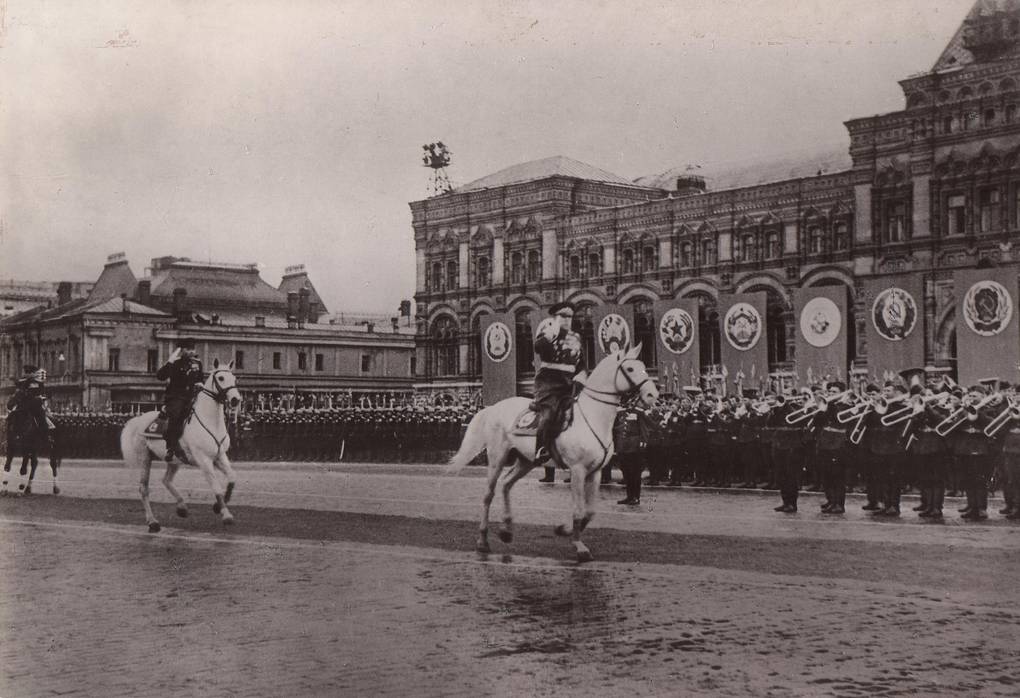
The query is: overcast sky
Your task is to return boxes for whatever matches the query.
[1,0,975,315]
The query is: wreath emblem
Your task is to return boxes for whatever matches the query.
[659,308,695,355]
[483,321,513,363]
[724,302,762,351]
[597,313,631,354]
[871,287,917,342]
[799,297,841,348]
[964,280,1013,337]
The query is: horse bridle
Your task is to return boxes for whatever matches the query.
[199,369,241,406]
[581,358,654,406]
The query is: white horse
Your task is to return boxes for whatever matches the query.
[448,344,658,562]
[120,359,242,532]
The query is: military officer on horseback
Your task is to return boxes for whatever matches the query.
[7,364,51,432]
[156,338,204,463]
[533,301,583,472]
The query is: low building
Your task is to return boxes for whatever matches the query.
[0,253,415,411]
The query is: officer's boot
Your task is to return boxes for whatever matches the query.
[539,466,555,483]
[928,488,945,520]
[975,487,989,520]
[961,489,978,519]
[913,487,929,512]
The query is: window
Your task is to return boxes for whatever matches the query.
[147,349,159,373]
[272,352,282,369]
[984,108,997,126]
[964,111,979,130]
[446,260,458,290]
[476,256,490,287]
[807,226,823,254]
[588,251,602,278]
[514,309,533,376]
[701,239,717,266]
[621,248,635,274]
[510,251,524,284]
[527,249,540,281]
[947,195,967,236]
[315,353,324,371]
[765,231,781,258]
[569,255,581,280]
[943,115,954,134]
[741,234,756,262]
[298,352,307,370]
[234,350,245,370]
[432,316,459,376]
[254,316,265,327]
[680,241,693,266]
[360,354,371,373]
[979,188,1000,233]
[431,261,443,291]
[885,201,907,242]
[107,348,120,372]
[410,356,417,376]
[642,245,657,272]
[832,223,848,251]
[1007,104,1017,123]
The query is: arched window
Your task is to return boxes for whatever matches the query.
[741,234,756,262]
[621,248,636,274]
[510,252,524,284]
[630,299,655,366]
[515,309,534,376]
[642,245,657,272]
[884,201,907,242]
[701,239,717,266]
[573,304,597,371]
[680,241,693,267]
[765,231,780,259]
[588,251,602,278]
[832,222,848,251]
[807,225,824,254]
[446,260,458,290]
[1007,104,1018,123]
[431,261,444,291]
[568,255,581,280]
[432,316,459,376]
[527,250,541,282]
[476,256,490,287]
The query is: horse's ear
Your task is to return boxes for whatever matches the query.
[228,359,235,370]
[628,343,643,360]
[213,358,220,369]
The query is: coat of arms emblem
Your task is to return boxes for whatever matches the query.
[871,287,917,342]
[724,302,762,351]
[659,308,695,354]
[483,321,513,363]
[799,297,841,348]
[597,313,631,354]
[964,280,1013,337]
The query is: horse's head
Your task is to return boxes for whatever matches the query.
[589,343,659,407]
[207,358,242,410]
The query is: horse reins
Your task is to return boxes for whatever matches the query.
[575,358,654,470]
[189,369,241,456]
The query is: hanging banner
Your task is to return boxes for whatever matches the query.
[863,274,924,381]
[590,304,635,361]
[653,298,700,396]
[480,313,516,405]
[718,292,768,394]
[955,267,1019,388]
[794,286,848,384]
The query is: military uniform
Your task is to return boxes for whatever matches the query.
[156,350,204,460]
[533,303,582,481]
[613,404,651,505]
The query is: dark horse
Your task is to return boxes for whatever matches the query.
[2,409,60,496]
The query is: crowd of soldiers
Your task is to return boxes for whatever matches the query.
[602,370,1020,521]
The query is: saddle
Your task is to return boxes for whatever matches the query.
[511,403,574,436]
[142,413,169,439]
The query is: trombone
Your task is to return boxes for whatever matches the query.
[880,391,951,427]
[849,410,868,445]
[836,394,869,423]
[935,393,999,437]
[984,396,1020,437]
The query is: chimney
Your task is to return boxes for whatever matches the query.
[57,281,72,306]
[172,287,187,319]
[298,288,311,327]
[287,291,299,329]
[366,322,375,333]
[308,301,319,323]
[137,279,151,305]
[391,317,399,333]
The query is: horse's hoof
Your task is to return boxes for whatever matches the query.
[476,540,491,554]
[554,524,571,537]
[23,485,31,495]
[498,529,513,544]
[213,500,223,514]
[222,516,235,526]
[224,482,235,503]
[576,550,593,563]
[148,522,161,533]
[176,506,188,518]
[52,486,60,495]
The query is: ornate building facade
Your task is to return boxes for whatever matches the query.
[411,1,1020,402]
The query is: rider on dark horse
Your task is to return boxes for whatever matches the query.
[533,301,583,479]
[156,338,204,463]
[4,365,52,483]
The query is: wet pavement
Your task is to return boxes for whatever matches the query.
[2,460,1020,696]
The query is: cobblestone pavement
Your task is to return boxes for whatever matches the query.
[2,461,1020,696]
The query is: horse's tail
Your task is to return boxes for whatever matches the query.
[446,408,489,474]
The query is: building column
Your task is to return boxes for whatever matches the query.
[604,245,616,275]
[854,184,873,244]
[912,175,931,238]
[659,238,672,269]
[542,230,558,280]
[458,241,469,289]
[416,247,427,293]
[492,238,505,285]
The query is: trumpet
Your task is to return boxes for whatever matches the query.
[984,396,1020,437]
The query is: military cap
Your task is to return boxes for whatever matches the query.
[826,381,846,392]
[548,301,576,316]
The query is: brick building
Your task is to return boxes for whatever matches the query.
[411,1,1020,402]
[0,254,415,410]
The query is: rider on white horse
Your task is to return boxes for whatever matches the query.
[533,301,583,471]
[157,338,203,463]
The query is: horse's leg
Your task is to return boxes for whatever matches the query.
[49,452,60,495]
[198,454,233,524]
[1,452,12,494]
[25,453,39,495]
[498,456,535,544]
[139,460,161,533]
[477,453,505,554]
[17,455,30,494]
[554,464,594,562]
[215,451,237,504]
[161,462,188,518]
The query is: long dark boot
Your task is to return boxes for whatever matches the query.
[961,489,979,519]
[914,487,929,512]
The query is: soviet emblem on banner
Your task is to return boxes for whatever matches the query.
[597,313,631,354]
[800,297,841,348]
[871,287,917,342]
[483,321,513,363]
[659,308,695,354]
[724,302,762,351]
[964,280,1014,337]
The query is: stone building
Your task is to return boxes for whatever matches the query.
[0,254,415,410]
[410,1,1020,402]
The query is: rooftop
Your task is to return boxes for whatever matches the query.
[451,155,654,194]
